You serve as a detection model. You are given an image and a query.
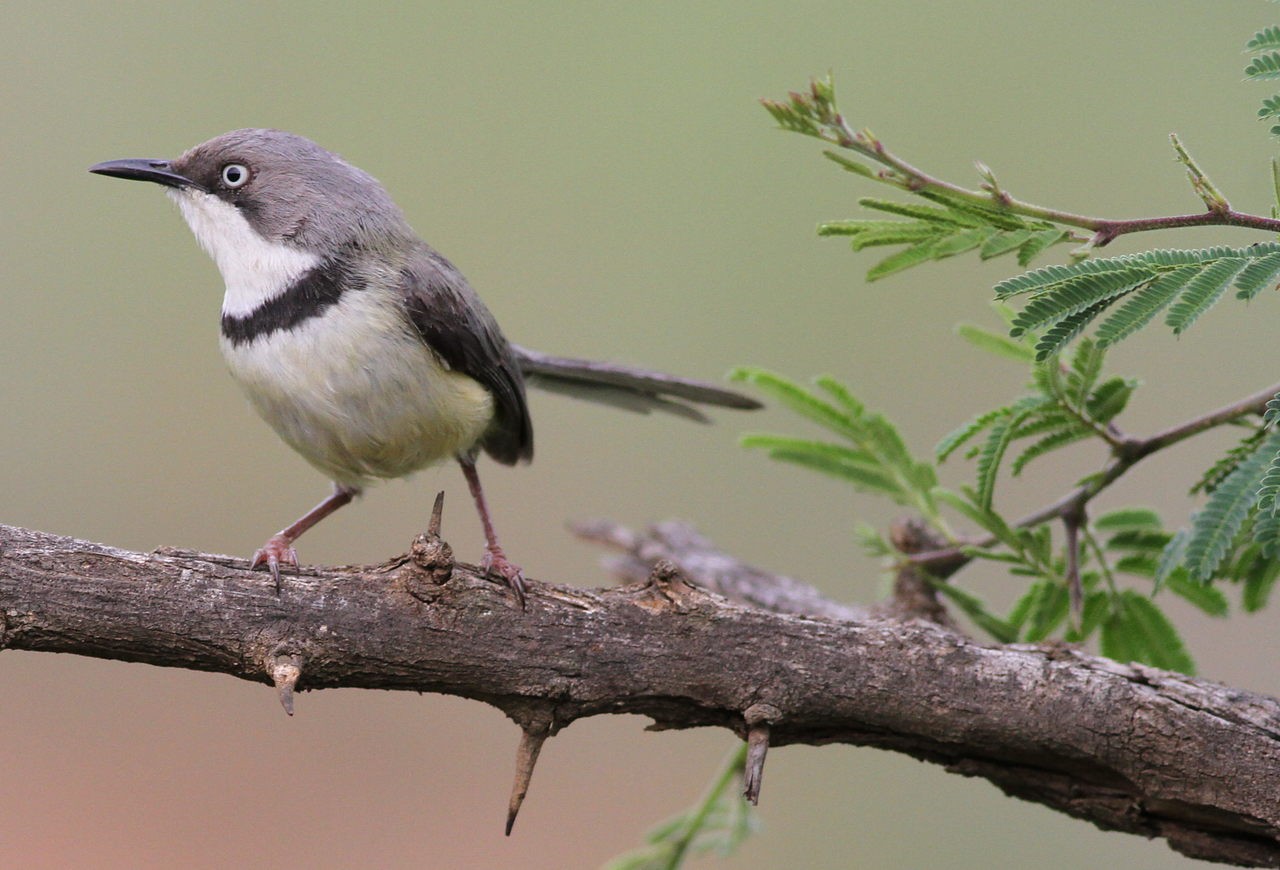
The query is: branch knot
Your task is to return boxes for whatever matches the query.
[407,491,455,600]
[265,643,305,716]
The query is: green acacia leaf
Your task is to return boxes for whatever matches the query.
[1010,427,1092,476]
[814,375,864,416]
[1243,558,1280,612]
[1265,393,1280,427]
[858,197,978,225]
[1184,430,1280,580]
[1155,529,1189,591]
[1116,590,1196,673]
[1066,590,1111,641]
[1004,583,1040,630]
[1023,579,1069,642]
[821,222,940,249]
[1247,26,1280,52]
[1163,573,1228,617]
[1259,95,1280,121]
[996,254,1155,299]
[933,487,1022,551]
[1033,299,1115,361]
[976,411,1023,509]
[751,447,900,496]
[936,409,1007,462]
[1066,338,1105,404]
[1165,257,1248,334]
[1246,51,1280,80]
[1233,250,1280,300]
[1009,269,1151,337]
[955,323,1035,363]
[1100,604,1140,664]
[1090,509,1162,529]
[1094,266,1198,346]
[739,434,875,466]
[1094,508,1163,531]
[1009,409,1079,440]
[1193,429,1269,495]
[928,581,1018,643]
[1017,228,1071,266]
[991,245,1280,353]
[1085,377,1136,424]
[931,227,993,258]
[1114,554,1160,576]
[821,150,875,177]
[980,228,1034,260]
[866,242,939,280]
[1020,524,1054,568]
[1105,528,1174,553]
[1254,446,1280,516]
[729,368,857,439]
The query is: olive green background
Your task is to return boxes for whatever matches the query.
[4,2,1279,867]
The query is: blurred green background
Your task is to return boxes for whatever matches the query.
[4,2,1279,867]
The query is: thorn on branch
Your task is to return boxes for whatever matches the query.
[266,648,304,716]
[506,724,549,836]
[742,703,780,805]
[644,559,699,607]
[427,490,444,538]
[408,491,454,598]
[1062,509,1085,628]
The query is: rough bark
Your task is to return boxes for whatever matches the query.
[2,518,1279,866]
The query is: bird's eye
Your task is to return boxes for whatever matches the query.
[221,164,250,189]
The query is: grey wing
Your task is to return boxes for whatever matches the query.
[399,249,533,465]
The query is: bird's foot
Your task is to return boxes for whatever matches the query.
[482,546,527,608]
[251,535,299,593]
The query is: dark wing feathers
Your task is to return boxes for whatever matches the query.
[512,345,763,414]
[399,249,533,466]
[399,250,761,465]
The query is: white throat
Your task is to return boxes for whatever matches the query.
[169,190,321,317]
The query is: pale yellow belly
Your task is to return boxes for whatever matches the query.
[220,291,495,487]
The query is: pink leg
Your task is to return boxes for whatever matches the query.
[458,458,526,606]
[252,483,360,592]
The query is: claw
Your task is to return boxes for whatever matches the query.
[251,535,299,593]
[482,547,527,608]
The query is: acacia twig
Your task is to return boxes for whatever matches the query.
[764,79,1280,249]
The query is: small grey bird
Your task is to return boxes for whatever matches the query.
[90,129,759,603]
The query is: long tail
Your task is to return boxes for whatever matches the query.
[511,344,762,422]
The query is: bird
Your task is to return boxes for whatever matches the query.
[89,129,761,604]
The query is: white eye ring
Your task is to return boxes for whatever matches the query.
[221,163,250,188]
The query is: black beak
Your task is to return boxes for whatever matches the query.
[89,158,203,191]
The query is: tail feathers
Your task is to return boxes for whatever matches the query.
[511,344,763,421]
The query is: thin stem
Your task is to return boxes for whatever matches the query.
[1062,507,1085,627]
[812,114,1280,247]
[1140,382,1280,454]
[666,744,748,867]
[1083,527,1119,598]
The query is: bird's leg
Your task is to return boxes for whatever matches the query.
[458,457,526,606]
[252,483,361,592]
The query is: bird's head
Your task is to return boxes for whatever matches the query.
[91,129,413,292]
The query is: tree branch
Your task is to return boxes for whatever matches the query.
[3,518,1279,866]
[764,78,1280,248]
